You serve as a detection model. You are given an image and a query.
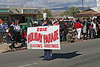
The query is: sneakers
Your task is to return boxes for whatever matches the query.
[9,46,12,49]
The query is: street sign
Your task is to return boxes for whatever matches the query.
[27,25,60,50]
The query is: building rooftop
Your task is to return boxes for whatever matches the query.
[0,7,43,14]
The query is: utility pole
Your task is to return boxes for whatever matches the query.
[82,0,84,11]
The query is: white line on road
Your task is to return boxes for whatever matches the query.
[34,63,37,64]
[18,64,32,67]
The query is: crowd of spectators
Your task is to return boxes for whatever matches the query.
[57,18,100,42]
[0,17,100,50]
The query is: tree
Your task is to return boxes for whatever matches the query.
[43,9,52,18]
[60,7,80,16]
[69,7,80,16]
[37,14,43,20]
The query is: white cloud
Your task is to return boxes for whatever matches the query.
[84,0,96,3]
[0,0,97,8]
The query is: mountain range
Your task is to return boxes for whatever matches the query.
[50,7,90,10]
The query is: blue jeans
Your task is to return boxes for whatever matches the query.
[83,33,86,40]
[91,33,94,39]
[0,29,5,37]
[86,29,89,38]
[44,50,51,60]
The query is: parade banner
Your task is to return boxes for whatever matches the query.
[27,25,60,50]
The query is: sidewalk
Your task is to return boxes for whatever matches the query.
[0,39,89,53]
[0,42,29,53]
[0,43,9,53]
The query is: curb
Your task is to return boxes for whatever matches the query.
[2,48,27,53]
[0,43,27,53]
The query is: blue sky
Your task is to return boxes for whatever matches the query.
[0,0,97,8]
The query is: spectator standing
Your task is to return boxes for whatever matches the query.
[91,20,97,36]
[86,20,90,39]
[82,22,87,40]
[0,22,4,37]
[14,21,21,32]
[4,22,8,29]
[61,30,65,41]
[90,24,95,39]
[60,26,62,41]
[14,20,22,36]
[60,21,65,30]
[74,19,78,24]
[48,19,52,25]
[91,20,96,31]
[3,22,8,38]
[65,23,69,34]
[34,21,38,27]
[95,20,99,36]
[65,23,69,40]
[38,22,42,26]
[27,19,33,27]
[10,21,15,27]
[68,21,74,36]
[74,20,82,39]
[9,26,15,39]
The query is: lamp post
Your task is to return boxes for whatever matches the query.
[82,0,84,11]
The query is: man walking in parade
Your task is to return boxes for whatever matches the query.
[42,20,52,61]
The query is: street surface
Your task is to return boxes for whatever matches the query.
[0,39,100,67]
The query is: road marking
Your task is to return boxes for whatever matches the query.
[34,63,37,64]
[18,64,32,67]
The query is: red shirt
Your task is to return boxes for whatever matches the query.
[55,23,59,25]
[22,32,26,38]
[74,22,82,29]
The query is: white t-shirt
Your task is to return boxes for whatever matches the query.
[91,22,96,30]
[14,24,20,31]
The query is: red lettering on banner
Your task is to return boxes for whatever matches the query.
[45,28,47,31]
[54,29,59,41]
[30,44,43,48]
[28,32,43,43]
[37,28,47,32]
[39,33,42,43]
[28,33,33,43]
[37,28,39,32]
[28,29,59,44]
[44,34,46,43]
[35,32,38,41]
[44,44,59,48]
[40,28,42,31]
[51,33,54,42]
[43,29,59,43]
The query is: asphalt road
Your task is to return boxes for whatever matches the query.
[0,39,100,67]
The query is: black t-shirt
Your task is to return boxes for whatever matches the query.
[86,23,90,29]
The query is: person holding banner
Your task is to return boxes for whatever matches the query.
[27,20,60,61]
[43,20,52,61]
